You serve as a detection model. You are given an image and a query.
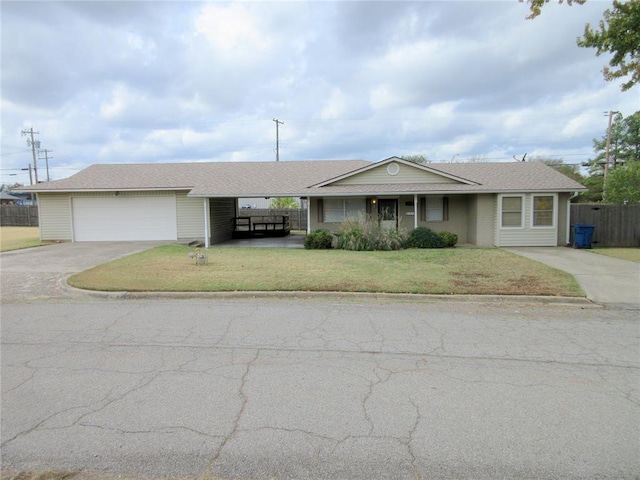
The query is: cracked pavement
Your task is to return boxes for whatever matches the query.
[2,297,639,479]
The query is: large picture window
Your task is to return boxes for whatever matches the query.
[321,198,366,223]
[532,195,554,227]
[501,196,523,228]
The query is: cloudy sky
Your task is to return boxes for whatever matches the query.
[1,0,636,184]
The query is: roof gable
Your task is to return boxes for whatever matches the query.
[314,157,477,187]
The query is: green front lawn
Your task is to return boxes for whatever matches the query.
[589,248,640,263]
[68,245,583,297]
[0,227,41,252]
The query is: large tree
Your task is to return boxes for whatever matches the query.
[605,160,640,203]
[584,111,640,202]
[400,154,430,164]
[525,0,640,91]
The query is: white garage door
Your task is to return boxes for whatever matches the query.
[72,196,177,241]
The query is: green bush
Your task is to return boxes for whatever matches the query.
[337,216,406,251]
[438,231,458,248]
[304,229,333,249]
[407,227,444,248]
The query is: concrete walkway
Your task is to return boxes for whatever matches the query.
[505,247,640,308]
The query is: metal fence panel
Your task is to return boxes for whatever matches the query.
[570,204,640,247]
[1,205,39,227]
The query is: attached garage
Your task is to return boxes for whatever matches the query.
[72,195,178,241]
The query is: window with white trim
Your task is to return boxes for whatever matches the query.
[532,195,554,227]
[501,195,523,228]
[322,198,366,222]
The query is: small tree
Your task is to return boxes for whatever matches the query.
[270,197,299,209]
[605,161,640,204]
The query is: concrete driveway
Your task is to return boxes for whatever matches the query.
[0,242,166,301]
[505,247,640,308]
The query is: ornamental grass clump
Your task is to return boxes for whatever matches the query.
[337,216,406,251]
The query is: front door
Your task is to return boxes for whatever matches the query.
[378,199,398,230]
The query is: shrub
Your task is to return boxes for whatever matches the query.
[337,216,406,251]
[407,227,444,248]
[438,231,458,248]
[304,229,333,249]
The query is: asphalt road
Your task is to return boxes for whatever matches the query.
[2,297,639,479]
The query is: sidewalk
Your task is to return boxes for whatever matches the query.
[505,247,640,308]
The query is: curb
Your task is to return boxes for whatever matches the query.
[66,283,597,307]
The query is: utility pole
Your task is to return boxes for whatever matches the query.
[273,118,284,162]
[21,165,33,185]
[21,127,40,183]
[40,149,53,181]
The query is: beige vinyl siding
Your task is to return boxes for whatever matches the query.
[309,197,327,231]
[176,192,205,241]
[414,195,469,243]
[496,193,558,247]
[398,196,417,229]
[474,194,495,247]
[333,162,460,185]
[557,192,570,246]
[209,198,236,244]
[38,193,72,241]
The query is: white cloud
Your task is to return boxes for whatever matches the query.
[0,0,634,185]
[194,3,272,53]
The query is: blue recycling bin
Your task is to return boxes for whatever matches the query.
[573,224,595,249]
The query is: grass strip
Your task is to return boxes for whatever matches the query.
[589,248,640,263]
[68,245,583,297]
[0,227,41,252]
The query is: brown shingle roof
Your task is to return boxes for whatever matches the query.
[22,159,585,196]
[24,160,371,196]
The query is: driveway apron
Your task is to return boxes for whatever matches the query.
[505,247,640,308]
[0,242,165,301]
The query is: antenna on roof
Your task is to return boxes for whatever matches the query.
[513,153,527,162]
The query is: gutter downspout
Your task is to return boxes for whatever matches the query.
[566,191,579,246]
[204,198,210,248]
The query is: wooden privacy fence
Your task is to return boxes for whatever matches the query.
[570,204,640,247]
[1,205,39,227]
[242,208,308,231]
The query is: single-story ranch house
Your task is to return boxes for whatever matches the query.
[22,156,586,247]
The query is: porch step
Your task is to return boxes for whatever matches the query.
[184,239,205,248]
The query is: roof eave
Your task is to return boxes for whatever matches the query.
[23,186,194,193]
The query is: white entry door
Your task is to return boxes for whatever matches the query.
[72,195,177,241]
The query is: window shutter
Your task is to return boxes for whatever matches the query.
[366,197,372,215]
[419,197,426,222]
[443,197,449,221]
[317,198,324,223]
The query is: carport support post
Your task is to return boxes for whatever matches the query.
[306,201,311,234]
[204,198,210,248]
[414,194,418,229]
